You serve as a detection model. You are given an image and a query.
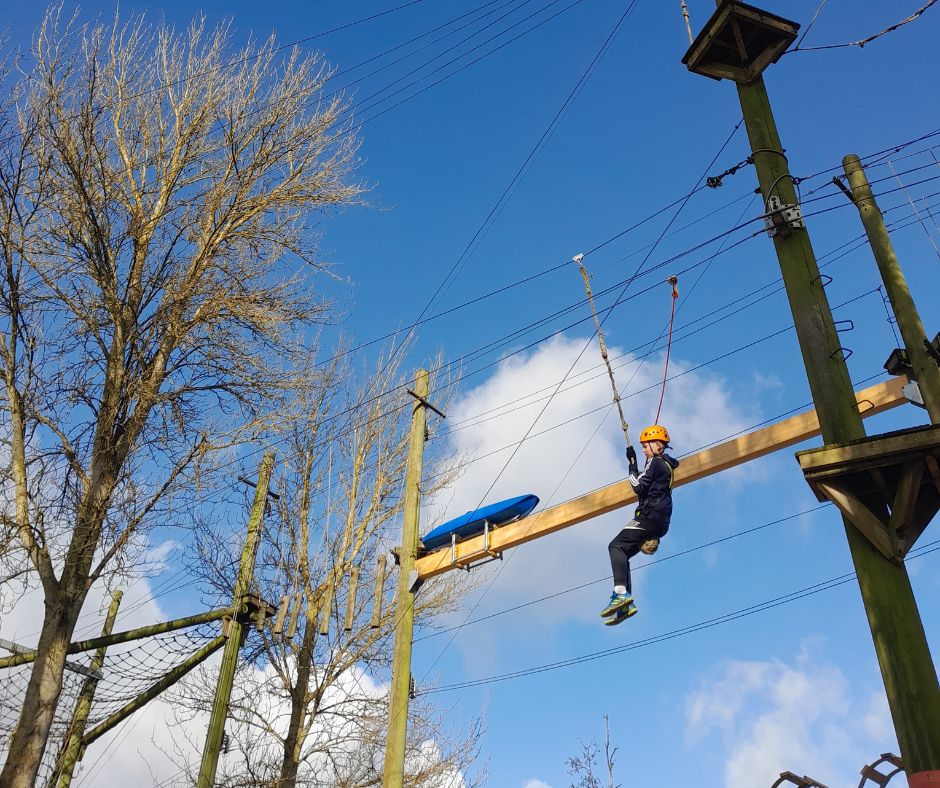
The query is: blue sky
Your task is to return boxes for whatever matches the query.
[3,1,939,785]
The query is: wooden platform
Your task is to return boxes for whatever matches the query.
[682,1,799,83]
[796,424,940,560]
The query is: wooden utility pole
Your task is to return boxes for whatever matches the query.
[52,591,122,788]
[382,370,431,787]
[842,154,940,423]
[679,4,940,780]
[197,452,275,788]
[723,51,940,787]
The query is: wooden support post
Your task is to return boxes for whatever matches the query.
[286,592,302,639]
[318,580,333,637]
[814,481,896,560]
[370,555,387,629]
[727,61,940,776]
[51,591,122,788]
[889,460,925,536]
[382,371,430,788]
[197,452,275,788]
[344,567,359,633]
[272,596,290,637]
[843,154,940,424]
[415,378,906,580]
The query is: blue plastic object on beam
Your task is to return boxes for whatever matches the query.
[420,494,540,552]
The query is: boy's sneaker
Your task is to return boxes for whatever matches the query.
[604,601,638,626]
[600,591,634,618]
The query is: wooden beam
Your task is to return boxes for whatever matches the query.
[415,377,907,580]
[815,481,897,560]
[889,459,925,535]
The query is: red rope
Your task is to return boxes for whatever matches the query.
[655,277,679,424]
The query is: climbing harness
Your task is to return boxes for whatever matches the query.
[654,276,680,425]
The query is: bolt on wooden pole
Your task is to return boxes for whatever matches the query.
[382,371,430,788]
[842,154,940,423]
[52,591,122,788]
[197,452,275,788]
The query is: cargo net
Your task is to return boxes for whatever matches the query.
[0,620,225,787]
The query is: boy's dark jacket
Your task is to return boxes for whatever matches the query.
[628,453,679,526]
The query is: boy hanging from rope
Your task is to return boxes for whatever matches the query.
[601,425,679,625]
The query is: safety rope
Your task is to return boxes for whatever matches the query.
[654,276,680,424]
[572,254,630,446]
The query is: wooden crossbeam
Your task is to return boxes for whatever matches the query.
[415,377,908,581]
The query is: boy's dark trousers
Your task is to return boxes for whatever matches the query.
[608,517,665,593]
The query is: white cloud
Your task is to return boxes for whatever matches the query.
[523,780,554,788]
[685,644,896,788]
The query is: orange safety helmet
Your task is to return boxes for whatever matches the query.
[639,424,670,444]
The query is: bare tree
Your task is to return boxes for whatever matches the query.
[170,349,484,786]
[566,715,620,788]
[0,8,361,785]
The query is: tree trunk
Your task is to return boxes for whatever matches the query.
[0,590,83,788]
[279,605,316,786]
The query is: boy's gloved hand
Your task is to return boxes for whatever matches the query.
[626,445,638,476]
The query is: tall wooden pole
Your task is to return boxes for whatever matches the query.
[732,74,940,777]
[197,452,275,788]
[51,591,122,788]
[843,154,940,423]
[382,370,429,787]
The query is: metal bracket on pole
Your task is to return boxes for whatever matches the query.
[771,771,829,788]
[408,570,423,594]
[858,752,904,787]
[903,380,925,408]
[832,176,857,204]
[407,389,446,420]
[763,195,805,237]
[447,522,504,572]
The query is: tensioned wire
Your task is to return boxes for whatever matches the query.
[10,130,938,438]
[56,172,937,543]
[291,136,940,374]
[421,287,885,481]
[411,113,749,689]
[33,244,894,645]
[420,539,940,694]
[0,0,528,149]
[350,0,640,416]
[13,140,938,645]
[405,151,940,683]
[9,175,928,650]
[166,168,940,493]
[9,23,940,768]
[50,212,922,649]
[428,195,925,439]
[5,0,685,647]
